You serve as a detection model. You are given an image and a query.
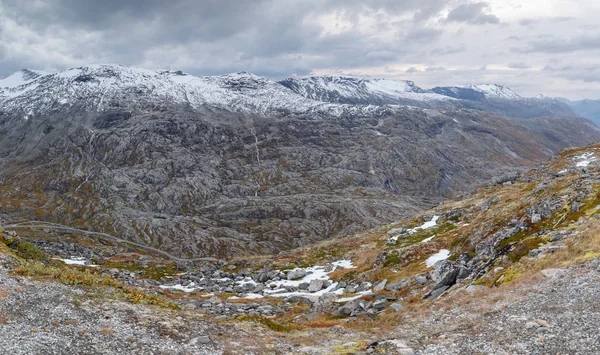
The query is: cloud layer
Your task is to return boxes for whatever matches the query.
[0,0,599,99]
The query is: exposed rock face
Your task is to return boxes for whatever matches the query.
[0,65,599,258]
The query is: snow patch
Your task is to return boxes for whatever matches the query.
[425,249,450,267]
[159,282,201,293]
[52,257,96,267]
[574,152,596,167]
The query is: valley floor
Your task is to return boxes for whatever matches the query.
[0,252,597,354]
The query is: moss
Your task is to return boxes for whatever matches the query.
[394,223,456,248]
[5,239,47,261]
[384,252,401,267]
[507,236,546,263]
[14,261,178,309]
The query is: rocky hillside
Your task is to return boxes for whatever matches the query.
[0,143,599,354]
[0,65,598,258]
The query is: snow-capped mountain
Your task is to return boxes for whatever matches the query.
[0,65,394,119]
[279,76,457,105]
[430,84,521,101]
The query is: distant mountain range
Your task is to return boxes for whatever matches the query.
[0,64,598,257]
[557,98,600,126]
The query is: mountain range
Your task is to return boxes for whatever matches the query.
[0,64,598,258]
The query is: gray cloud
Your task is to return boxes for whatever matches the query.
[514,34,600,53]
[0,1,599,99]
[446,2,500,25]
[508,62,531,69]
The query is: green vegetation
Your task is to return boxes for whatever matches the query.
[4,239,47,261]
[14,261,178,309]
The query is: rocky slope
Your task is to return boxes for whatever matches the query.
[0,65,598,258]
[0,143,599,354]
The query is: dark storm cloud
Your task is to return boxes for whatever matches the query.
[446,2,500,25]
[0,0,452,77]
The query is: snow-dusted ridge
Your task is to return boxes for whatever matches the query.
[0,65,400,118]
[0,64,541,119]
[280,75,455,104]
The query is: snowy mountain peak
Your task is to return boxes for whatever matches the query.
[461,84,522,100]
[0,69,48,89]
[279,75,450,105]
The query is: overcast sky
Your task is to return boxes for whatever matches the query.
[0,0,598,99]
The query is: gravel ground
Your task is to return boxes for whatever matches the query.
[0,265,222,354]
[386,261,600,354]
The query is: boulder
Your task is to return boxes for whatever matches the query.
[430,260,459,288]
[287,269,308,280]
[308,279,325,292]
[373,279,388,292]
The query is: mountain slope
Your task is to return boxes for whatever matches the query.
[560,98,600,125]
[279,76,451,105]
[0,65,598,258]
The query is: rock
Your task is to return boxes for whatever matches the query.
[431,260,459,288]
[529,244,567,257]
[373,280,388,292]
[535,319,550,327]
[415,275,427,284]
[385,280,407,291]
[531,213,542,224]
[541,268,567,278]
[494,267,504,273]
[390,303,404,312]
[525,321,541,329]
[334,300,360,317]
[287,269,308,280]
[426,285,449,300]
[285,295,319,305]
[207,296,222,304]
[367,339,415,355]
[387,227,407,235]
[373,299,387,310]
[308,279,325,292]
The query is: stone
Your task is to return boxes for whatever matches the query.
[387,227,407,235]
[287,269,308,280]
[390,303,404,312]
[426,285,449,300]
[373,299,387,310]
[415,276,427,284]
[531,213,542,224]
[535,319,550,327]
[525,321,541,330]
[373,279,388,292]
[308,279,325,292]
[385,280,407,291]
[431,260,459,288]
[335,300,360,317]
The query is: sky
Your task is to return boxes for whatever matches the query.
[0,0,598,100]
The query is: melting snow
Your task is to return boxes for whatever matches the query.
[259,259,356,299]
[574,153,596,167]
[421,236,435,243]
[389,215,440,244]
[335,290,373,303]
[425,249,450,267]
[53,257,96,266]
[159,282,201,293]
